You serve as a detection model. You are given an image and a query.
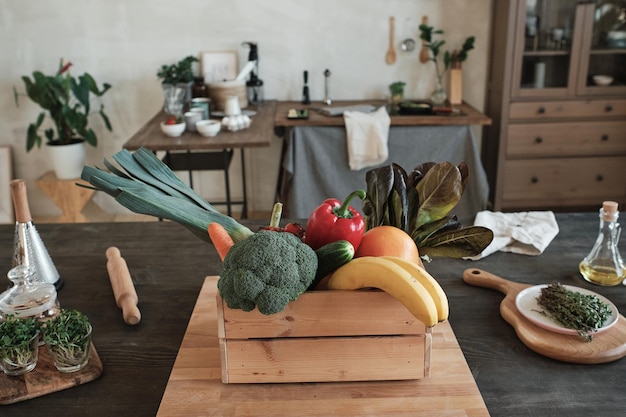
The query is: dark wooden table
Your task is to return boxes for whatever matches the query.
[1,212,625,417]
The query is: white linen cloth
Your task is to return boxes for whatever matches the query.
[343,106,391,171]
[467,211,559,260]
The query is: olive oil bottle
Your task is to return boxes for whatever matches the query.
[579,201,625,286]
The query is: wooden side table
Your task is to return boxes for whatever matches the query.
[36,171,95,223]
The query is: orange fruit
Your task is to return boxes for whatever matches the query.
[355,226,422,266]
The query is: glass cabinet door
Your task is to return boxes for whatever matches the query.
[511,0,579,97]
[578,0,626,94]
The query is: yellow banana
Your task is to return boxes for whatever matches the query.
[326,256,438,327]
[380,256,449,322]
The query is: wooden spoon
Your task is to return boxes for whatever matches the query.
[386,16,396,65]
[419,15,430,63]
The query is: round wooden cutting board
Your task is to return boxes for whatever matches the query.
[463,268,626,364]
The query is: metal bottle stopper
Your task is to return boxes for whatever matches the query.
[10,179,63,290]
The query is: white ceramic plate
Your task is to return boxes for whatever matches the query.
[515,284,619,336]
[211,110,257,118]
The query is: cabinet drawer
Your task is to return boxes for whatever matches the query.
[509,100,626,120]
[501,157,626,201]
[507,121,626,157]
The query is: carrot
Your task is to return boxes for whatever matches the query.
[208,222,235,261]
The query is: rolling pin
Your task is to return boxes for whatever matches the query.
[106,246,141,325]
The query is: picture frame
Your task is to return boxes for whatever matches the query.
[201,51,238,83]
[0,146,13,224]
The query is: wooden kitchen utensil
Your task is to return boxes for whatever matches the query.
[463,268,626,364]
[106,246,141,325]
[386,16,397,65]
[419,15,430,63]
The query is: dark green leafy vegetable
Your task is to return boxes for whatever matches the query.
[535,282,612,342]
[362,161,493,259]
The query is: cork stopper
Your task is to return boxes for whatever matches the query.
[601,201,619,222]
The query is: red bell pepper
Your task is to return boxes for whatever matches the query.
[304,190,366,250]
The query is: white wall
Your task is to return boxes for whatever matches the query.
[1,0,493,218]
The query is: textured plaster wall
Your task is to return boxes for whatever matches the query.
[0,0,493,218]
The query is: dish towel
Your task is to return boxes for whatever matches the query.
[343,106,391,171]
[467,211,560,260]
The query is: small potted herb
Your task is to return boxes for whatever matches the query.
[0,315,40,376]
[43,309,92,373]
[157,55,199,116]
[388,81,406,115]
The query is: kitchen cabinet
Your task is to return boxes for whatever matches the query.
[484,0,626,211]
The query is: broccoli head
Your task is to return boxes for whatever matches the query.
[217,230,318,315]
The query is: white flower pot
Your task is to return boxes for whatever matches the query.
[46,140,86,180]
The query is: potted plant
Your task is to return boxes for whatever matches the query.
[0,315,40,376]
[43,308,92,373]
[418,24,474,105]
[157,55,199,118]
[388,81,406,115]
[14,58,113,179]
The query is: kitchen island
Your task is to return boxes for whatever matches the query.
[0,212,624,416]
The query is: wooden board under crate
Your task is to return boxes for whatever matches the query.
[156,277,490,417]
[217,289,431,384]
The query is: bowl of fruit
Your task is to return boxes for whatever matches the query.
[160,116,186,137]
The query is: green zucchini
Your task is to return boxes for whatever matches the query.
[308,240,355,290]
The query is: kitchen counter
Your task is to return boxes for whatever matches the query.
[274,100,491,220]
[274,100,492,129]
[1,213,624,416]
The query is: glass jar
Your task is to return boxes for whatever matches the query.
[0,265,60,325]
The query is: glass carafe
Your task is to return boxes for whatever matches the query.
[579,201,625,286]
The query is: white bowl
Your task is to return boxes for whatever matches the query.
[160,121,186,137]
[196,120,221,137]
[593,75,613,86]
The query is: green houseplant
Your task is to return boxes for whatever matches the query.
[157,55,198,118]
[0,315,40,376]
[418,24,475,105]
[388,81,406,115]
[43,308,92,373]
[15,59,112,151]
[14,59,113,179]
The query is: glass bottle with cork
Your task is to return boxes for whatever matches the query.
[579,201,625,286]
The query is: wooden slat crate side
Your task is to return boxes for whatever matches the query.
[221,335,427,383]
[217,291,425,339]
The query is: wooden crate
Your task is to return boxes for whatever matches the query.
[216,290,431,384]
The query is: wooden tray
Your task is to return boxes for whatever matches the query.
[156,277,490,417]
[463,268,626,364]
[0,343,103,405]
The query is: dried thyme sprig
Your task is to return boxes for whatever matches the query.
[534,281,612,342]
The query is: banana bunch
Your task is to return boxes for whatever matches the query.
[325,256,449,327]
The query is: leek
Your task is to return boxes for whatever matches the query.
[80,147,254,243]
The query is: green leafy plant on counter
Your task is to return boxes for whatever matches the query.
[157,55,199,85]
[0,315,40,367]
[389,81,406,96]
[362,161,493,260]
[418,24,475,80]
